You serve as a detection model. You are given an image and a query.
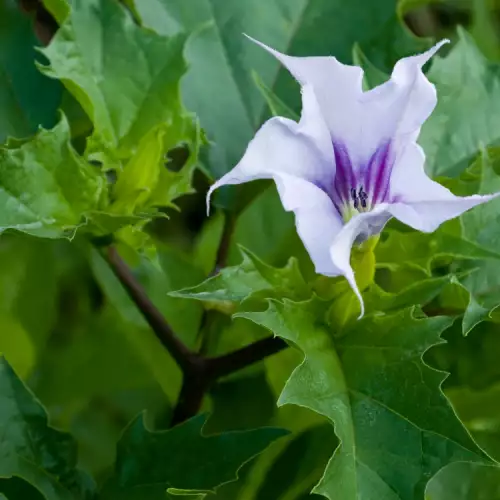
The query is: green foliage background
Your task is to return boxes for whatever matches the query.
[2,0,500,498]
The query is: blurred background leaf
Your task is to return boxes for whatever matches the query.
[0,0,61,142]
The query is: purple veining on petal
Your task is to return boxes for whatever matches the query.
[332,141,355,207]
[369,142,393,204]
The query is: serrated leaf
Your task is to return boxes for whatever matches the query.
[99,414,288,499]
[376,227,500,274]
[170,247,310,310]
[237,301,490,500]
[0,356,95,499]
[39,0,188,158]
[130,0,426,184]
[365,274,460,314]
[111,125,167,214]
[457,148,500,332]
[110,112,200,216]
[0,0,61,142]
[148,118,201,209]
[0,115,104,238]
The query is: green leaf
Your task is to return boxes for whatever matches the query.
[148,118,201,209]
[470,0,500,61]
[256,424,336,500]
[352,44,388,90]
[423,28,500,177]
[32,303,162,406]
[446,383,500,460]
[110,125,168,214]
[39,0,188,158]
[229,185,303,267]
[0,356,95,499]
[252,71,299,121]
[99,414,288,498]
[0,115,104,238]
[427,463,500,500]
[237,301,490,499]
[375,227,500,274]
[90,246,205,400]
[0,0,61,142]
[429,320,500,391]
[0,477,46,500]
[461,148,500,251]
[458,148,500,332]
[365,274,462,314]
[43,0,71,24]
[0,234,61,378]
[130,0,426,181]
[170,247,310,310]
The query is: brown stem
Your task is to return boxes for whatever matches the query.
[105,246,196,373]
[104,243,290,428]
[207,336,288,379]
[170,359,210,426]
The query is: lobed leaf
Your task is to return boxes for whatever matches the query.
[39,0,188,159]
[0,356,95,499]
[170,246,310,309]
[238,301,491,500]
[99,414,288,499]
[0,115,104,238]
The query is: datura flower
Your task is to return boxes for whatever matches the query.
[207,37,499,316]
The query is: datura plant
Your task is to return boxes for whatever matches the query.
[3,1,500,500]
[208,38,500,315]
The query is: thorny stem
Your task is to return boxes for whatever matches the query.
[103,214,287,426]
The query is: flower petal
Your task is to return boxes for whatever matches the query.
[274,172,343,275]
[389,194,500,233]
[206,84,333,213]
[390,140,452,203]
[247,36,448,169]
[359,40,449,162]
[329,206,391,317]
[389,139,500,231]
[246,35,364,155]
[206,84,343,275]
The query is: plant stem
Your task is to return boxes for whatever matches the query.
[105,243,289,427]
[207,336,288,378]
[213,212,236,274]
[170,360,210,427]
[105,246,196,372]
